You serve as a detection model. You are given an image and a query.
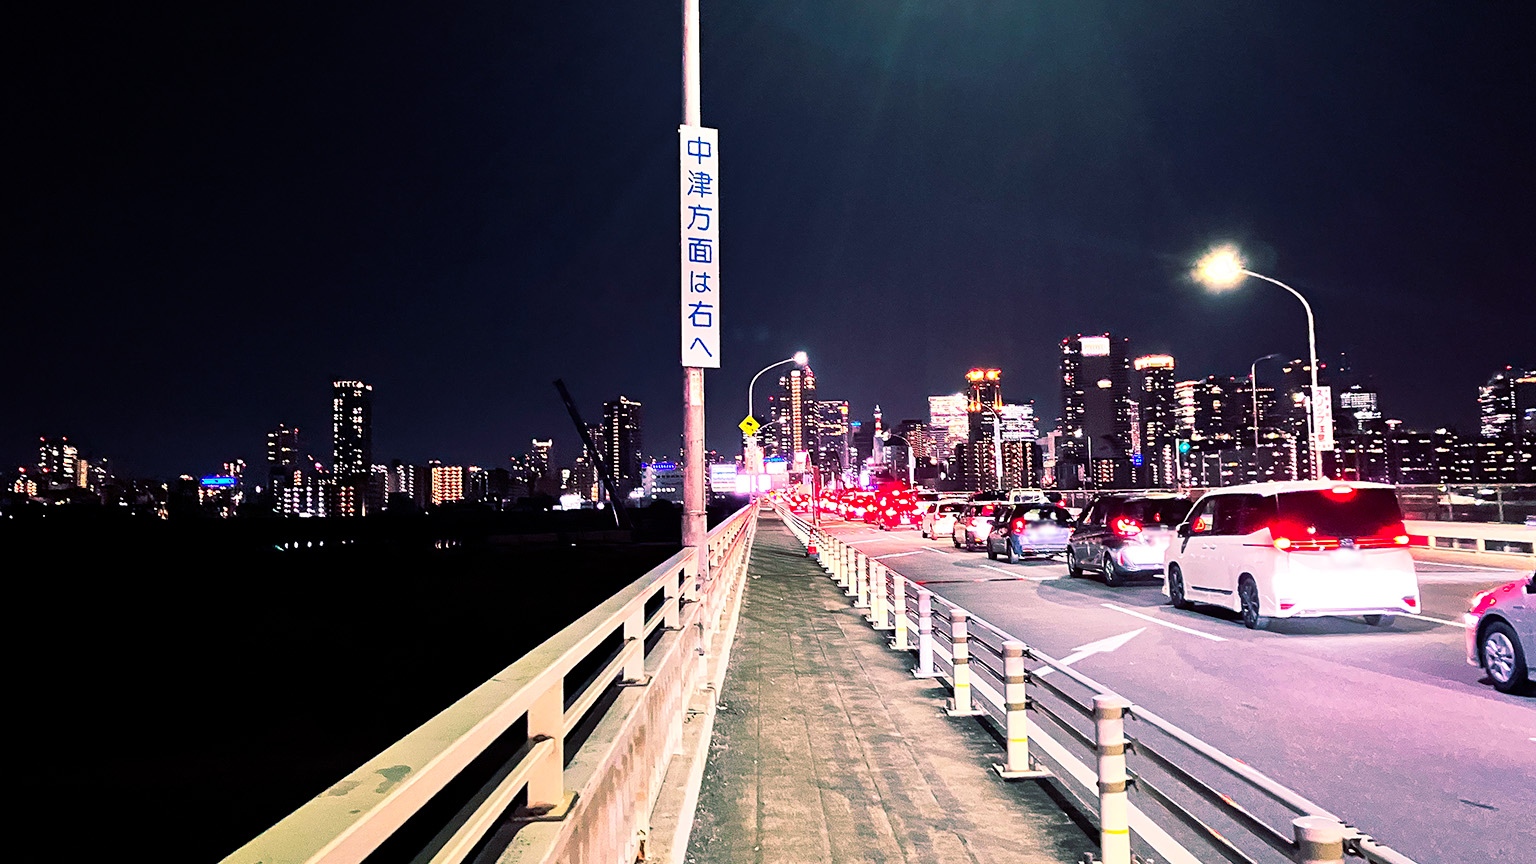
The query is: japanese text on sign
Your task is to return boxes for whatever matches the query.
[680,125,719,368]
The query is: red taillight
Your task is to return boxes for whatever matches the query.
[1279,603,1295,611]
[1273,536,1293,551]
[1112,517,1142,537]
[1404,596,1417,608]
[1326,485,1357,498]
[1012,519,1025,532]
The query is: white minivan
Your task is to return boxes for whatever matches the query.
[1163,480,1420,630]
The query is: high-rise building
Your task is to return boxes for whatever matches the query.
[1134,355,1178,487]
[430,462,467,505]
[37,436,78,489]
[601,396,644,498]
[331,381,373,478]
[1479,367,1534,438]
[766,366,817,461]
[928,394,968,464]
[815,400,851,475]
[1338,383,1383,434]
[267,424,301,489]
[1060,335,1133,488]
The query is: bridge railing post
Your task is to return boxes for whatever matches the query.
[834,541,848,588]
[946,610,983,716]
[622,608,647,684]
[526,680,566,811]
[1094,694,1132,864]
[913,588,938,678]
[1292,816,1347,864]
[855,551,871,608]
[869,561,893,630]
[993,640,1049,779]
[890,570,908,648]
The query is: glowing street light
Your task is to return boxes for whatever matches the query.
[1194,246,1326,479]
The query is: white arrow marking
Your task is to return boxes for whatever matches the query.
[1101,603,1226,642]
[1034,628,1145,676]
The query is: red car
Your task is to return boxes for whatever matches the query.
[876,490,919,530]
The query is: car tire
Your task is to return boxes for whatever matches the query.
[1239,577,1269,630]
[987,543,997,560]
[1167,565,1192,609]
[1102,553,1124,587]
[1480,620,1528,693]
[952,533,961,549]
[1006,543,1019,564]
[1363,614,1395,627]
[921,528,929,539]
[1066,547,1083,578]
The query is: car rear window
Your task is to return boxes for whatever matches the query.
[1020,506,1073,525]
[970,504,1000,517]
[937,503,963,513]
[1117,498,1193,525]
[1275,489,1404,537]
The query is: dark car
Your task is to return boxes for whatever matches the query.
[986,503,1075,562]
[1066,493,1193,585]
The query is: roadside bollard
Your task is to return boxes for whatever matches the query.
[1094,695,1132,864]
[855,551,872,607]
[848,550,863,599]
[869,561,892,629]
[946,610,984,716]
[913,588,939,678]
[889,572,909,649]
[1292,816,1347,864]
[993,640,1049,779]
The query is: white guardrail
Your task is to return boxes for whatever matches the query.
[778,507,1421,864]
[222,503,759,864]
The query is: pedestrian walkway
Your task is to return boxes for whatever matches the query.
[685,519,1088,864]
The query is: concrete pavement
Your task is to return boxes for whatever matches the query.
[685,519,1089,864]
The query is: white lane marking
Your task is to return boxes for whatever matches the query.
[1413,613,1465,627]
[975,562,1061,582]
[874,550,925,560]
[923,547,952,555]
[1035,628,1145,677]
[1414,560,1526,573]
[978,564,1019,576]
[1102,603,1226,642]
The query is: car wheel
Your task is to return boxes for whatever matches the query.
[1006,543,1019,564]
[921,528,929,539]
[987,543,997,560]
[953,533,961,549]
[1065,547,1083,577]
[1363,614,1395,627]
[1480,621,1528,693]
[1167,565,1192,609]
[1102,553,1124,587]
[1238,577,1269,630]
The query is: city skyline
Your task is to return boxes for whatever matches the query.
[7,4,1532,480]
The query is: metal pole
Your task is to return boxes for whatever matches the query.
[1292,816,1346,864]
[1094,694,1132,864]
[1245,271,1322,480]
[946,609,983,716]
[681,0,707,581]
[890,571,909,650]
[913,588,938,678]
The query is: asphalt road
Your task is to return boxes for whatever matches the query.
[813,516,1534,864]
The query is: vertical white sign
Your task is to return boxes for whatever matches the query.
[680,125,719,368]
[1311,384,1335,452]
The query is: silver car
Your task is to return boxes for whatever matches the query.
[986,503,1075,562]
[1466,572,1534,693]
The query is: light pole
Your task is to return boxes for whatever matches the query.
[747,351,808,431]
[1249,352,1282,453]
[1074,428,1093,489]
[882,432,917,487]
[1196,246,1326,480]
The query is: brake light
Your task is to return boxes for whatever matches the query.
[1326,485,1357,498]
[1112,517,1143,537]
[1279,603,1295,611]
[1273,536,1293,551]
[1404,596,1417,608]
[1012,519,1025,532]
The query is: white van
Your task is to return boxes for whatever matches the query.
[1163,480,1420,630]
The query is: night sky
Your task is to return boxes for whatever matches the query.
[8,2,1532,479]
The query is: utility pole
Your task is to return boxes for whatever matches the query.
[680,0,708,572]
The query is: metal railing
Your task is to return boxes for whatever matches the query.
[1043,484,1536,526]
[222,503,758,864]
[780,507,1421,864]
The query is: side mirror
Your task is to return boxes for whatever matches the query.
[1177,523,1192,538]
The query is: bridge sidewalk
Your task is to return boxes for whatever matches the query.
[684,519,1088,864]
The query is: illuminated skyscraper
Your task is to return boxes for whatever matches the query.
[601,396,644,497]
[816,399,851,473]
[1060,335,1132,488]
[266,424,300,488]
[37,436,78,488]
[1134,355,1178,487]
[928,394,968,463]
[331,381,373,479]
[1479,366,1534,438]
[766,366,817,462]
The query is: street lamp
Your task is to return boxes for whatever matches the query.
[882,432,917,487]
[747,351,808,430]
[1196,246,1326,480]
[1073,428,1093,489]
[1249,352,1282,453]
